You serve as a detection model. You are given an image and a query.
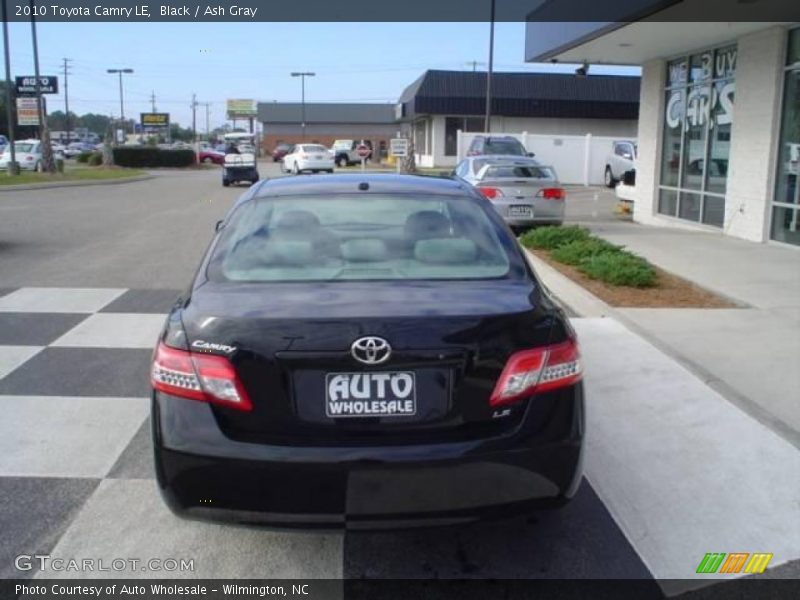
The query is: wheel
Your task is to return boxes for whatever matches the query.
[336,155,348,168]
[222,179,230,187]
[292,162,300,175]
[326,169,334,174]
[34,161,42,172]
[604,166,616,188]
[202,157,212,164]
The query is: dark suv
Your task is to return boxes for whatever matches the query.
[467,135,533,158]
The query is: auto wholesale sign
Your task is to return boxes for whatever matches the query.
[16,97,40,126]
[226,99,256,118]
[140,113,170,129]
[15,75,58,95]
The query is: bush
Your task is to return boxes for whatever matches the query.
[112,147,195,168]
[519,225,589,250]
[55,158,65,173]
[88,152,103,166]
[76,151,93,163]
[577,251,657,288]
[550,238,620,266]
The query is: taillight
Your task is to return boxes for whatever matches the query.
[489,338,582,407]
[537,188,566,200]
[151,342,252,411]
[478,187,504,200]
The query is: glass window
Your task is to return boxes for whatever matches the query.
[771,30,800,245]
[658,45,736,226]
[483,165,555,179]
[207,194,513,282]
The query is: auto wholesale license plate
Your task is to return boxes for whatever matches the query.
[509,205,534,218]
[325,372,417,418]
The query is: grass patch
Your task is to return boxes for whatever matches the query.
[519,225,589,250]
[520,224,656,288]
[0,167,145,186]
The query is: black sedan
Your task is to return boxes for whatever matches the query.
[151,174,585,529]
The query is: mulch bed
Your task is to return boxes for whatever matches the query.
[531,249,739,309]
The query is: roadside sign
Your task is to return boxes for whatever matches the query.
[15,75,58,95]
[389,137,409,158]
[356,144,370,158]
[16,97,40,126]
[141,112,170,129]
[226,99,256,118]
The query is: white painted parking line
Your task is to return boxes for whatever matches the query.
[0,396,148,478]
[52,313,167,349]
[36,479,344,579]
[573,318,800,595]
[0,346,43,380]
[0,287,126,313]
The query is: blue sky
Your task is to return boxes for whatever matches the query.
[6,22,639,129]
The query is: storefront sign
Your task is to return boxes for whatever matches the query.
[16,97,40,126]
[140,112,170,128]
[227,99,256,118]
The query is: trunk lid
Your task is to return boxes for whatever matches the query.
[182,280,554,445]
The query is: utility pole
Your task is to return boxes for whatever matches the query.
[106,68,133,143]
[2,0,18,175]
[150,90,156,112]
[30,0,55,172]
[61,58,72,142]
[290,72,315,140]
[484,0,496,133]
[466,60,485,72]
[202,102,210,138]
[190,93,198,142]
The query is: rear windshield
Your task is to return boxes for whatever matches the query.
[483,139,526,155]
[483,165,555,179]
[207,194,512,282]
[14,143,35,153]
[301,145,328,153]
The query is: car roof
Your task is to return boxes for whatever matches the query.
[468,154,539,163]
[243,174,472,206]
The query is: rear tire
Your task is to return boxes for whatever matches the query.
[326,169,334,174]
[604,166,616,188]
[222,179,230,187]
[336,155,348,168]
[292,162,300,175]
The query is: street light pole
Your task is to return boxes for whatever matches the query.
[30,0,55,172]
[106,68,133,142]
[290,72,315,140]
[2,0,17,174]
[484,0,495,133]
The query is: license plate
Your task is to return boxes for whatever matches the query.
[509,205,534,218]
[325,372,416,418]
[314,155,323,160]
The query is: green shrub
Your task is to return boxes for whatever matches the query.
[519,225,589,250]
[55,158,65,173]
[550,238,620,266]
[76,151,93,163]
[88,152,103,166]
[112,147,195,168]
[577,251,657,288]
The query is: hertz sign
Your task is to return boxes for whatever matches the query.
[141,113,170,128]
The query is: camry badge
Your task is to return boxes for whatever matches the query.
[351,336,392,365]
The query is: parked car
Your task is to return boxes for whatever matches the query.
[198,148,225,165]
[604,140,637,187]
[63,141,95,158]
[281,143,335,174]
[0,139,43,171]
[331,139,372,167]
[150,173,585,527]
[453,155,565,229]
[0,134,8,153]
[271,142,292,162]
[466,135,533,158]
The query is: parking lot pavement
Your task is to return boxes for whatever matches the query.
[0,172,796,593]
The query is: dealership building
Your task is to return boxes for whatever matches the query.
[527,15,800,246]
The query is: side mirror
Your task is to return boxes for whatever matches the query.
[527,152,535,157]
[215,220,224,232]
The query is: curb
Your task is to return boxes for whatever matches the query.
[0,174,154,192]
[524,245,800,449]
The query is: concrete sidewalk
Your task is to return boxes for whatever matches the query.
[582,222,800,444]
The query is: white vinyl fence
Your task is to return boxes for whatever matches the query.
[456,131,632,186]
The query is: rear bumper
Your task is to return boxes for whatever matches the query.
[152,385,584,529]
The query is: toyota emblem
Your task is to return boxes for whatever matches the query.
[351,336,391,365]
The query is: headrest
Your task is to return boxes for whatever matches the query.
[275,210,320,231]
[404,211,451,240]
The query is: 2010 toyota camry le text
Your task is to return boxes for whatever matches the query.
[150,173,585,529]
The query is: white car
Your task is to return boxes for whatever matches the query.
[0,139,44,171]
[281,143,335,174]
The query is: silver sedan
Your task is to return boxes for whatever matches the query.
[453,155,565,230]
